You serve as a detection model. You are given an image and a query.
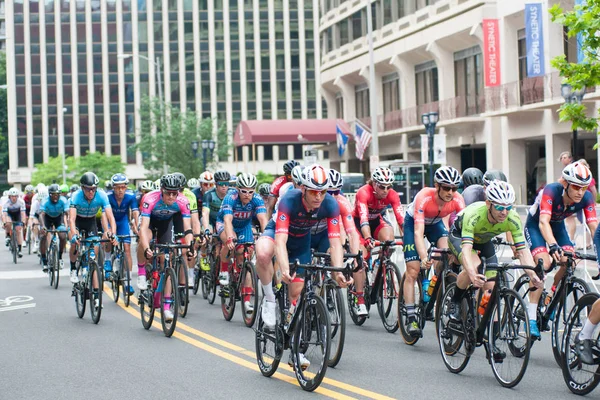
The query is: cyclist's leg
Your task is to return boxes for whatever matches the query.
[552,221,576,286]
[402,215,420,314]
[524,220,550,312]
[136,222,154,289]
[39,216,49,266]
[287,237,311,303]
[256,225,276,301]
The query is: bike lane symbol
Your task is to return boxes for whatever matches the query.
[0,295,36,312]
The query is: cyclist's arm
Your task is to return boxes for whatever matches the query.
[266,196,277,220]
[355,191,372,239]
[388,191,404,233]
[414,221,428,262]
[538,213,558,246]
[274,232,290,278]
[138,216,151,252]
[182,217,193,246]
[68,207,78,237]
[103,207,117,235]
[223,214,235,241]
[190,212,201,234]
[202,207,211,231]
[257,213,268,232]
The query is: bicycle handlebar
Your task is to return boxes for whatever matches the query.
[292,260,353,276]
[491,237,515,247]
[563,251,598,262]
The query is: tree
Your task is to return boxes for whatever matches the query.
[135,96,231,180]
[550,1,600,132]
[254,170,275,186]
[31,152,125,186]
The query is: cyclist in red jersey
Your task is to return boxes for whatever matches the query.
[23,185,34,248]
[266,160,299,219]
[401,166,464,337]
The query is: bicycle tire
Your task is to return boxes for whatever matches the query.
[488,288,530,388]
[89,261,103,324]
[436,283,470,373]
[207,256,218,305]
[434,272,457,338]
[192,258,201,295]
[121,255,131,307]
[27,227,31,255]
[561,292,600,395]
[552,277,590,367]
[51,242,60,290]
[326,284,346,368]
[292,295,330,392]
[377,261,401,333]
[11,230,17,264]
[241,261,259,327]
[347,284,369,326]
[111,255,120,303]
[255,302,283,377]
[47,244,55,287]
[398,273,422,345]
[75,264,87,319]
[161,267,179,337]
[221,262,236,322]
[177,258,189,318]
[140,288,155,330]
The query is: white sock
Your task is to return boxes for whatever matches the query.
[527,303,538,321]
[579,319,599,341]
[262,283,275,302]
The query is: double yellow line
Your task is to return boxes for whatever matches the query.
[103,285,395,400]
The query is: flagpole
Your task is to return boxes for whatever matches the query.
[366,0,379,169]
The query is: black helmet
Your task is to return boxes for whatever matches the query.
[105,180,113,191]
[70,184,80,192]
[483,170,508,186]
[172,172,187,188]
[80,172,99,187]
[160,174,182,191]
[461,167,483,188]
[48,184,61,194]
[258,183,271,197]
[283,160,300,175]
[214,170,231,183]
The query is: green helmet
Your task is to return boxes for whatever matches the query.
[60,184,69,193]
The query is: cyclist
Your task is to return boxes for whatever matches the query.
[271,165,304,217]
[446,181,543,345]
[69,184,79,199]
[23,185,35,251]
[402,166,464,336]
[68,172,118,285]
[38,184,69,272]
[202,170,235,235]
[462,169,507,206]
[27,185,47,251]
[353,166,404,256]
[137,174,195,322]
[2,188,26,257]
[524,162,599,337]
[187,178,200,190]
[137,180,155,208]
[104,180,113,193]
[573,297,600,364]
[104,173,139,295]
[266,160,299,218]
[460,167,483,191]
[193,171,215,217]
[60,184,69,199]
[174,172,201,285]
[257,183,271,204]
[216,173,268,312]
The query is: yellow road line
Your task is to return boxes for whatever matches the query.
[105,285,395,400]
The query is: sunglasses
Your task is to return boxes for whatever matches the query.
[83,186,97,192]
[570,184,589,191]
[493,204,512,212]
[239,189,255,195]
[440,185,458,192]
[377,184,392,191]
[163,190,179,197]
[328,190,341,196]
[202,183,214,187]
[307,189,328,196]
[216,182,229,187]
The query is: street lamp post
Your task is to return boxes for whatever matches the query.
[422,111,439,187]
[561,83,586,159]
[192,139,215,172]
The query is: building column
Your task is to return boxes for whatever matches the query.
[320,88,336,118]
[358,65,383,129]
[484,116,504,170]
[389,55,416,109]
[509,139,527,204]
[425,41,455,100]
[333,77,356,124]
[553,133,571,180]
[542,109,555,184]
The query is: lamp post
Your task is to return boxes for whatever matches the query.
[422,111,439,186]
[192,139,215,172]
[561,83,586,159]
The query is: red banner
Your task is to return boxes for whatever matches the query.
[483,19,501,87]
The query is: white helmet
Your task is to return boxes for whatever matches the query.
[328,169,343,190]
[301,164,329,190]
[562,162,592,186]
[7,188,19,196]
[35,183,46,193]
[236,173,257,189]
[200,171,215,184]
[187,178,200,189]
[37,187,49,200]
[434,166,461,187]
[372,167,394,185]
[140,180,154,191]
[291,165,304,185]
[485,180,516,205]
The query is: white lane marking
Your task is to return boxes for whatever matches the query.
[0,295,34,306]
[0,303,36,312]
[0,270,69,280]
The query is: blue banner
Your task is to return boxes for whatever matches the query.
[576,0,586,63]
[336,121,348,157]
[525,3,545,77]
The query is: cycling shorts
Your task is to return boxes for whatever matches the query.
[310,229,330,253]
[216,221,254,244]
[448,228,497,279]
[76,216,99,239]
[353,215,392,245]
[6,211,22,224]
[115,218,132,244]
[172,213,186,237]
[261,226,311,276]
[149,217,174,244]
[402,214,448,263]
[42,215,67,231]
[524,215,574,257]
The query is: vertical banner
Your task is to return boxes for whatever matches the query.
[433,133,447,164]
[483,19,501,87]
[525,3,545,77]
[420,134,428,163]
[576,0,586,63]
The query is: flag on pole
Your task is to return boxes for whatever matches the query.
[336,119,349,157]
[354,120,372,160]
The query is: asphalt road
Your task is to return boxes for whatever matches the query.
[1,243,599,400]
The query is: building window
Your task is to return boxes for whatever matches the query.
[382,73,400,113]
[279,144,288,160]
[355,83,370,119]
[263,144,273,160]
[339,19,349,46]
[415,61,438,105]
[454,46,483,115]
[293,144,303,159]
[335,92,344,119]
[351,11,363,41]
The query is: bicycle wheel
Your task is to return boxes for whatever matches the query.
[47,245,55,287]
[347,284,369,326]
[26,228,31,255]
[241,261,259,327]
[139,288,155,330]
[561,293,600,395]
[206,256,218,304]
[177,259,189,318]
[221,264,236,322]
[325,283,346,368]
[192,258,201,295]
[51,242,60,290]
[74,266,87,319]
[161,267,179,337]
[111,255,120,303]
[121,255,131,307]
[377,261,401,333]
[292,295,330,392]
[11,231,17,264]
[255,301,283,377]
[434,272,457,338]
[398,274,423,345]
[488,288,530,388]
[553,278,590,367]
[436,283,470,373]
[89,261,103,324]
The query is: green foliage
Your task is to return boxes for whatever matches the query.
[550,1,600,133]
[31,152,125,186]
[135,96,232,180]
[254,170,274,186]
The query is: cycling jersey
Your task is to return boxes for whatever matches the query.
[3,198,26,215]
[461,184,485,206]
[271,182,295,221]
[182,188,198,214]
[202,187,236,226]
[192,187,203,210]
[29,197,42,218]
[108,190,139,222]
[217,192,266,229]
[69,189,111,218]
[528,182,597,224]
[270,175,291,198]
[40,197,69,218]
[23,193,33,215]
[311,194,357,235]
[274,190,340,238]
[352,183,404,227]
[405,187,464,225]
[140,190,190,221]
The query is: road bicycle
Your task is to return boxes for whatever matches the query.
[44,229,63,289]
[107,234,136,307]
[196,234,220,304]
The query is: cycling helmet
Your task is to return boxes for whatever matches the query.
[328,169,344,190]
[301,164,329,190]
[37,188,48,200]
[372,167,395,185]
[160,174,182,191]
[111,173,129,186]
[434,166,461,187]
[461,167,483,188]
[199,171,214,183]
[24,185,34,194]
[236,173,258,189]
[36,183,46,193]
[172,172,187,188]
[2,191,7,196]
[258,183,271,197]
[482,170,507,186]
[70,184,80,192]
[153,179,161,190]
[187,178,200,189]
[105,180,113,191]
[283,160,300,175]
[7,188,19,196]
[48,184,61,194]
[291,165,304,185]
[562,162,593,186]
[486,180,516,205]
[140,180,154,192]
[60,184,69,193]
[214,170,231,183]
[80,172,99,187]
